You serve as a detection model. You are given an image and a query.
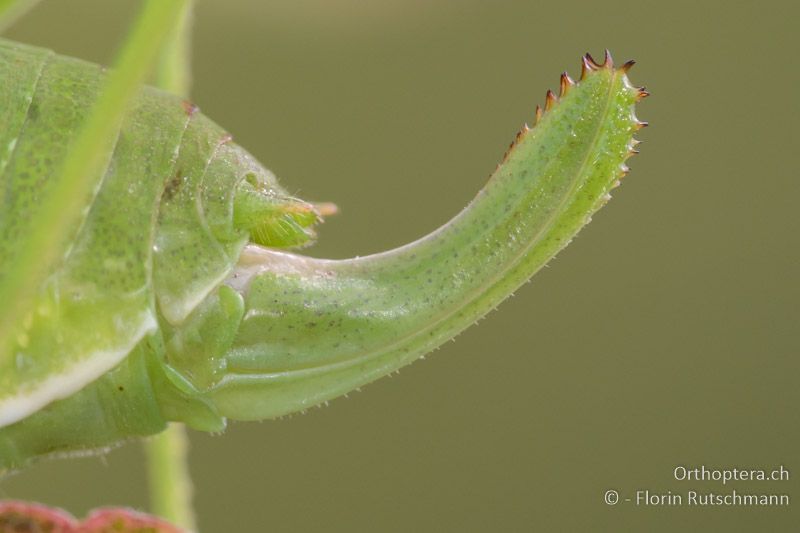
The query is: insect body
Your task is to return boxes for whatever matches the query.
[0,39,647,470]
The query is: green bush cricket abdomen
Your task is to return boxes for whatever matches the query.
[0,40,647,471]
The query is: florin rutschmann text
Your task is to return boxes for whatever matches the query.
[603,465,791,508]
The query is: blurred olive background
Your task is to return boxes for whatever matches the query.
[2,0,798,531]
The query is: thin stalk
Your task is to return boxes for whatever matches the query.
[143,2,197,531]
[153,0,193,97]
[145,423,196,531]
[0,0,42,33]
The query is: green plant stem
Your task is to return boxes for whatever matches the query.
[153,0,193,97]
[144,2,197,531]
[0,0,42,33]
[145,423,196,531]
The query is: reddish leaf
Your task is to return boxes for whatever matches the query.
[0,501,77,532]
[80,508,185,533]
[0,501,186,533]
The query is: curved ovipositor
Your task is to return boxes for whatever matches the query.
[0,40,647,470]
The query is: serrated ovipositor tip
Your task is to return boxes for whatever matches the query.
[585,53,602,70]
[559,72,575,96]
[545,89,558,111]
[580,56,594,79]
[603,49,614,69]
